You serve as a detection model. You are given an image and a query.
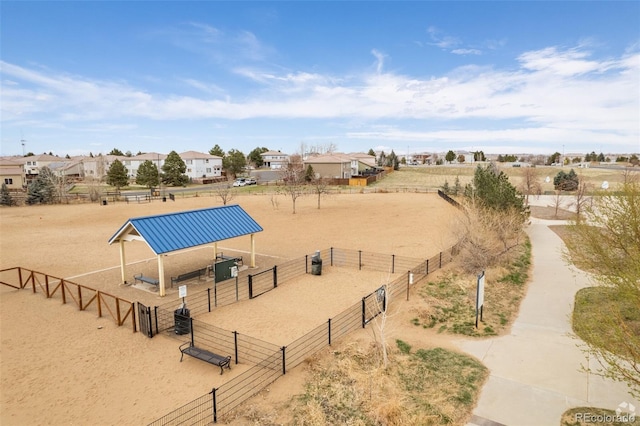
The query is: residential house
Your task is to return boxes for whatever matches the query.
[261,151,289,169]
[20,154,61,181]
[179,151,223,180]
[348,152,379,175]
[123,153,166,179]
[411,152,432,165]
[0,157,26,190]
[82,154,126,181]
[49,159,85,180]
[303,153,353,179]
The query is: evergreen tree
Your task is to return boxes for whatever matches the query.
[26,167,56,205]
[209,144,225,157]
[367,148,376,157]
[445,150,456,163]
[247,147,269,168]
[441,180,450,195]
[468,163,527,216]
[0,183,14,206]
[223,149,247,178]
[386,150,399,170]
[597,152,606,162]
[453,176,461,195]
[377,151,386,167]
[108,148,124,156]
[136,160,160,189]
[106,159,129,190]
[547,152,561,165]
[161,151,189,186]
[553,169,579,191]
[304,164,315,182]
[473,151,486,161]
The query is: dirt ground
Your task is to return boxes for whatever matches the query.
[0,192,463,425]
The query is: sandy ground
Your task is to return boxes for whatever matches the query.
[0,192,461,425]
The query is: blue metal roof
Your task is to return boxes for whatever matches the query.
[108,204,263,255]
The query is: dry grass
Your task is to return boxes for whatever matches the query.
[413,239,531,337]
[373,165,635,194]
[288,340,488,425]
[530,205,576,220]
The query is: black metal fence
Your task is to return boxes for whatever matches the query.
[437,189,462,209]
[248,267,276,299]
[148,243,459,425]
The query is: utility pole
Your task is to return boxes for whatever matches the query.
[20,131,26,156]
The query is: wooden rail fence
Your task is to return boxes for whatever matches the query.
[0,267,137,332]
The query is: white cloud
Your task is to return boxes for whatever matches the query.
[427,26,460,49]
[371,49,386,74]
[451,48,482,56]
[1,44,638,152]
[517,46,615,76]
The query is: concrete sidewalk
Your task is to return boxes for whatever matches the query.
[458,219,638,426]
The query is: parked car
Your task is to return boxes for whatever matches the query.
[244,177,257,185]
[232,178,246,187]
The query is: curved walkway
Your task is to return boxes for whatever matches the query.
[457,218,638,426]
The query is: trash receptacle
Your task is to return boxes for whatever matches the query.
[102,199,107,206]
[311,250,322,275]
[174,304,191,335]
[162,196,166,202]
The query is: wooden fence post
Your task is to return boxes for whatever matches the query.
[116,298,121,325]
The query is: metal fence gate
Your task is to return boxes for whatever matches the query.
[138,302,155,338]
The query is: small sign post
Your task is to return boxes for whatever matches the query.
[475,271,485,328]
[179,284,187,303]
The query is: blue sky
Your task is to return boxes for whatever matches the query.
[1,1,639,158]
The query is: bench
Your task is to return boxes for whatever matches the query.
[170,268,206,288]
[179,342,231,375]
[215,253,243,267]
[133,273,159,287]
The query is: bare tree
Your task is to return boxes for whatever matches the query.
[519,167,542,205]
[454,202,527,273]
[300,141,337,158]
[572,176,591,221]
[552,189,566,219]
[367,278,394,370]
[213,178,235,205]
[86,176,103,202]
[279,154,306,214]
[310,176,331,209]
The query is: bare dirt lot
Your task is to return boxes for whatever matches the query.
[0,192,462,425]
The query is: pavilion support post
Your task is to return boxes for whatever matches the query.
[119,240,127,284]
[213,242,218,261]
[158,254,166,297]
[250,234,256,268]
